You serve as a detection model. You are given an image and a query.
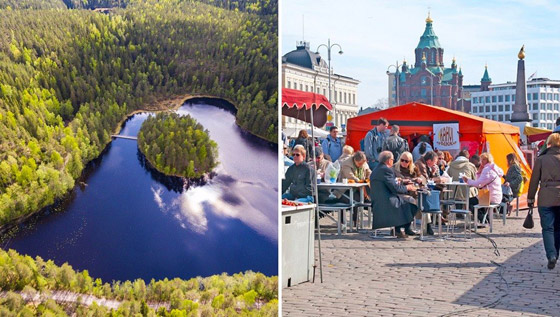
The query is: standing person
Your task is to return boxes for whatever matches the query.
[504,153,523,199]
[383,125,409,162]
[321,126,342,162]
[370,151,418,238]
[364,117,389,170]
[282,145,313,202]
[293,130,313,161]
[528,133,560,269]
[412,135,433,162]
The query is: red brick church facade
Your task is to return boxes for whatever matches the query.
[397,14,466,110]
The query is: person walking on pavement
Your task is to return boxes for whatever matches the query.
[528,133,560,270]
[364,117,389,170]
[383,124,409,162]
[321,126,342,162]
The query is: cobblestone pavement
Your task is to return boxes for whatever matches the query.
[282,210,560,316]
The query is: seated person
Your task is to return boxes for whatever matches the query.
[308,146,330,180]
[336,145,355,163]
[283,144,294,167]
[335,151,371,223]
[415,151,442,184]
[393,151,424,185]
[370,151,418,239]
[282,145,313,202]
[447,150,479,211]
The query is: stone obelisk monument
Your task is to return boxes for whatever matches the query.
[510,45,531,142]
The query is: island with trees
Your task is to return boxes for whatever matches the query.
[137,112,218,178]
[0,0,277,226]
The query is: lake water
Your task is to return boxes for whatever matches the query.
[2,101,278,282]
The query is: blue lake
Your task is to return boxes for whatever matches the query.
[2,101,278,282]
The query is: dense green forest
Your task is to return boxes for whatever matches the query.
[138,113,218,178]
[0,0,277,225]
[0,249,278,316]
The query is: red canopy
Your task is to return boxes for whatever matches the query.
[282,88,332,127]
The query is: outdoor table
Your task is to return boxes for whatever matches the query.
[317,182,369,233]
[282,204,316,287]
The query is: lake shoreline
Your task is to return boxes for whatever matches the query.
[0,94,273,234]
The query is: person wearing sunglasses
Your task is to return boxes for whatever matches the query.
[392,151,428,235]
[282,145,313,202]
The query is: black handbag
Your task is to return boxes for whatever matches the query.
[523,207,534,229]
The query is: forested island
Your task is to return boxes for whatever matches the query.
[138,112,218,178]
[0,0,277,225]
[0,249,278,316]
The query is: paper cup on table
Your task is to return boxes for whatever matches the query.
[342,178,348,184]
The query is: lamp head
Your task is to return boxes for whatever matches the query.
[338,50,343,55]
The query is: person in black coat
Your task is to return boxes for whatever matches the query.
[370,151,418,238]
[282,144,313,202]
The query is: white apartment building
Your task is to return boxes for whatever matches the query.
[282,41,360,134]
[470,78,560,130]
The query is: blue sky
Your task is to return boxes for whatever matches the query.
[281,0,560,108]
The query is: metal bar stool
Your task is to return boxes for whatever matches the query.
[448,209,472,239]
[473,204,501,233]
[318,203,353,235]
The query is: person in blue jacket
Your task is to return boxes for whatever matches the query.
[321,126,342,162]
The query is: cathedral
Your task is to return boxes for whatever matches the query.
[396,14,465,110]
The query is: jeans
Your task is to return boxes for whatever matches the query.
[538,206,560,260]
[282,193,314,203]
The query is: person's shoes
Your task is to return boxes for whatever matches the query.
[395,232,408,239]
[426,224,434,236]
[548,258,557,270]
[404,229,417,236]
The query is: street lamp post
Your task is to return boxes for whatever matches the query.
[386,61,400,106]
[316,39,343,127]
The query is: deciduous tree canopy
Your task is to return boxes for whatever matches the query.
[0,249,278,316]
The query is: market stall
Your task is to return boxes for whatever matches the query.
[346,102,532,193]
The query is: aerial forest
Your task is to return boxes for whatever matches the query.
[0,249,278,315]
[138,112,219,178]
[0,0,277,225]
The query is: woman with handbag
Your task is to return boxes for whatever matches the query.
[528,133,560,270]
[503,153,524,214]
[461,152,504,222]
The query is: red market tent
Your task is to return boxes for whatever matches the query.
[282,88,332,127]
[346,102,532,192]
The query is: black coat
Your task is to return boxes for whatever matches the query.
[282,162,313,199]
[370,163,417,230]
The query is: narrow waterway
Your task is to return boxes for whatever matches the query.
[2,101,278,282]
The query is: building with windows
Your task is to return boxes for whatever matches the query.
[282,41,360,133]
[388,14,466,110]
[470,77,560,130]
